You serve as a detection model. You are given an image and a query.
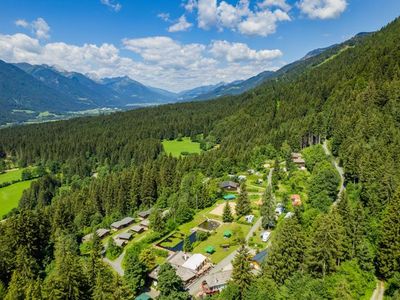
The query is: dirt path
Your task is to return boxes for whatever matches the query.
[370,281,384,300]
[322,140,345,203]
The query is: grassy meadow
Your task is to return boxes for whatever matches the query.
[0,169,23,184]
[0,180,33,218]
[162,137,201,157]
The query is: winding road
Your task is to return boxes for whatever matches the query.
[322,140,345,203]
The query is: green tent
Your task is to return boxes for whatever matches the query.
[223,194,236,200]
[205,245,215,254]
[223,230,232,238]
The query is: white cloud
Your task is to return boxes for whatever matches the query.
[0,32,283,92]
[188,0,290,36]
[183,0,197,13]
[168,15,193,32]
[100,0,122,12]
[32,18,50,39]
[259,0,291,12]
[210,40,282,62]
[238,9,290,36]
[15,19,29,28]
[297,0,347,19]
[158,13,171,22]
[15,17,50,39]
[198,0,218,29]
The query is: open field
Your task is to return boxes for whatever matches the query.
[0,180,33,218]
[162,137,201,157]
[0,169,23,184]
[192,223,251,263]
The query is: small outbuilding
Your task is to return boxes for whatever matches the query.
[138,209,152,220]
[291,194,302,207]
[130,225,145,233]
[111,217,135,230]
[220,181,239,190]
[118,232,133,241]
[251,250,268,270]
[140,219,150,228]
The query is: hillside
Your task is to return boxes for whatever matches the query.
[1,16,400,300]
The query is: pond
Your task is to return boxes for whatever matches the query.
[198,219,220,231]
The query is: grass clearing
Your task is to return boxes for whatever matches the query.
[192,223,251,263]
[162,137,201,157]
[0,169,23,184]
[0,180,33,218]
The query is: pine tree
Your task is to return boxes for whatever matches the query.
[5,247,39,300]
[222,201,234,222]
[306,210,345,278]
[265,218,306,285]
[235,183,251,218]
[377,188,400,279]
[231,245,253,298]
[43,235,90,300]
[261,185,275,229]
[124,251,146,296]
[157,263,190,300]
[183,235,193,253]
[88,232,103,284]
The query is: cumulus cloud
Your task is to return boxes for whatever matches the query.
[198,0,218,29]
[183,0,197,12]
[100,0,122,12]
[15,19,29,28]
[0,32,283,92]
[297,0,347,19]
[168,15,193,32]
[15,17,50,39]
[259,0,291,11]
[209,40,282,62]
[185,0,290,36]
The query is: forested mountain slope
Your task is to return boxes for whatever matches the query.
[0,17,400,300]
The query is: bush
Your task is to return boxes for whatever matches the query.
[196,231,210,242]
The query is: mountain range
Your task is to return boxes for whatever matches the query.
[0,31,372,126]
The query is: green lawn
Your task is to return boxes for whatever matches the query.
[0,180,33,218]
[162,137,201,157]
[0,169,23,184]
[192,223,251,263]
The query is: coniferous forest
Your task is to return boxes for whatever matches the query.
[0,16,400,300]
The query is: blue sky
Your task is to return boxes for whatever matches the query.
[0,0,399,91]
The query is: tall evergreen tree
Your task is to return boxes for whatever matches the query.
[377,188,400,279]
[157,263,190,300]
[235,183,251,217]
[265,218,306,284]
[124,251,146,296]
[182,235,193,253]
[231,245,253,298]
[261,185,275,229]
[222,201,234,223]
[306,210,345,278]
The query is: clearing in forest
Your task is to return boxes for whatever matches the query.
[162,137,201,157]
[0,180,33,218]
[0,169,23,184]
